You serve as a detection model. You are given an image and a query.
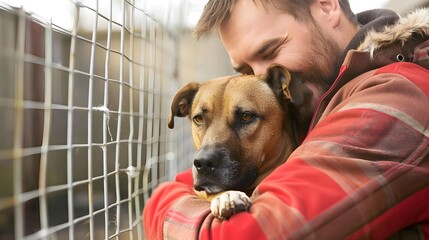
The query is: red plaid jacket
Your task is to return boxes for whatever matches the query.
[144,9,429,240]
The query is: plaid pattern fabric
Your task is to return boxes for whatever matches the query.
[144,53,429,239]
[143,9,429,240]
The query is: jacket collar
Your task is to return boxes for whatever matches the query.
[345,9,400,53]
[358,8,429,69]
[308,8,429,131]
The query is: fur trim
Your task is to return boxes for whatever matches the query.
[357,8,429,57]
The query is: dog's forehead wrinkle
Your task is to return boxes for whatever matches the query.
[194,102,208,114]
[225,78,277,109]
[227,76,269,93]
[192,79,230,115]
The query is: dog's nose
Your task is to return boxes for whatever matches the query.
[194,148,223,173]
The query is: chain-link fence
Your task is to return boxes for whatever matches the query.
[0,0,233,239]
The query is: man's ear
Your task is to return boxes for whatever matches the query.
[168,82,200,129]
[264,64,312,108]
[312,0,341,29]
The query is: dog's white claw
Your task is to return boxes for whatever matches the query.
[210,191,252,220]
[219,192,232,211]
[210,197,220,217]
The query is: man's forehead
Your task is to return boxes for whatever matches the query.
[219,3,272,53]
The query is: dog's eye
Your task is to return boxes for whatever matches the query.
[240,112,256,123]
[193,114,204,125]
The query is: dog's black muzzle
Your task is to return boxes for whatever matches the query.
[192,145,257,194]
[193,146,225,174]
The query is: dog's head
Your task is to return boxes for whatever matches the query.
[168,64,312,195]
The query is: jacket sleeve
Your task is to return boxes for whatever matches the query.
[142,168,207,240]
[143,63,429,240]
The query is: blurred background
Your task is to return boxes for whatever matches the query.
[0,0,427,239]
[349,0,428,14]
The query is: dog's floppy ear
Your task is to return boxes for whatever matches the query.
[264,64,311,107]
[168,82,200,129]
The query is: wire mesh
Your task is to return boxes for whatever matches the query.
[0,0,217,239]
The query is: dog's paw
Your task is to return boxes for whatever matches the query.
[210,191,252,220]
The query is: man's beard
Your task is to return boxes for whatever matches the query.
[292,26,343,91]
[290,22,344,106]
[287,22,345,133]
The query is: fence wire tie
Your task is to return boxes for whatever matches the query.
[119,165,145,179]
[93,105,114,142]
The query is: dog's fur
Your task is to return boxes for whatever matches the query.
[168,65,311,219]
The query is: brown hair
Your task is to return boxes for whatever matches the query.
[194,0,357,38]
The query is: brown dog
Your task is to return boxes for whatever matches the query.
[168,64,311,219]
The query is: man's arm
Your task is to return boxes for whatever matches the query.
[143,63,429,240]
[143,169,206,240]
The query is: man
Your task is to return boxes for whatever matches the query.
[144,0,429,239]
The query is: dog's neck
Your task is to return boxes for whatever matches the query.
[293,117,311,145]
[290,102,313,144]
[247,134,296,195]
[245,109,302,196]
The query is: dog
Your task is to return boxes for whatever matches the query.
[168,64,312,219]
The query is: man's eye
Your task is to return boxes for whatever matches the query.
[240,112,256,123]
[262,48,279,60]
[193,114,204,125]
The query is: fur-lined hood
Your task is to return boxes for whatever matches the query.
[357,8,429,68]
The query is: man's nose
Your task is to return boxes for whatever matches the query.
[252,63,271,75]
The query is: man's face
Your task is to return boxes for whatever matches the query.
[219,0,343,107]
